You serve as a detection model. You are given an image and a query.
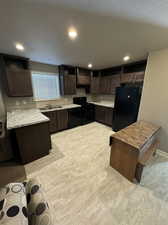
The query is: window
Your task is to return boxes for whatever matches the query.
[31,72,60,101]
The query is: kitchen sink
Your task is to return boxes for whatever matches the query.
[40,105,63,110]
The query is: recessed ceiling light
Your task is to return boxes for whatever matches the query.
[88,63,93,68]
[68,28,78,40]
[123,55,130,62]
[15,43,24,51]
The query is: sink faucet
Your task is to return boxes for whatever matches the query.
[46,104,52,109]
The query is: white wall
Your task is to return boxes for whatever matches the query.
[138,48,168,152]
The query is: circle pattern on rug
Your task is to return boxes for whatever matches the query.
[0,199,5,211]
[22,207,28,218]
[11,184,22,193]
[36,203,46,216]
[31,185,40,195]
[7,206,19,217]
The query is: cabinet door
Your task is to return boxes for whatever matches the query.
[121,73,135,84]
[110,74,121,94]
[6,69,33,97]
[56,110,68,131]
[14,122,51,164]
[95,105,106,123]
[100,77,109,94]
[134,72,144,82]
[64,74,76,95]
[77,75,91,85]
[77,68,91,86]
[91,77,100,94]
[42,111,57,133]
[105,107,113,126]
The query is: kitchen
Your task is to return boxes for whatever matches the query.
[2,0,168,224]
[0,53,146,165]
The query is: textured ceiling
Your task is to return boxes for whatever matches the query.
[0,0,168,69]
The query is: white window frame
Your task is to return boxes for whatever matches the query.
[31,71,60,101]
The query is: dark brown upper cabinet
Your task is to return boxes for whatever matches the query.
[90,71,100,94]
[77,68,91,86]
[100,74,120,95]
[121,60,146,84]
[59,65,77,95]
[121,72,144,84]
[0,54,33,97]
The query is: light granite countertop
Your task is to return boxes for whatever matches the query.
[111,120,160,149]
[89,101,115,108]
[40,104,81,113]
[7,109,50,130]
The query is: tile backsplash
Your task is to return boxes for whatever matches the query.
[5,88,103,111]
[5,96,36,111]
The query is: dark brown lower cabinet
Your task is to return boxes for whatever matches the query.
[42,109,68,134]
[57,110,68,131]
[12,122,51,164]
[95,105,113,126]
[42,111,58,133]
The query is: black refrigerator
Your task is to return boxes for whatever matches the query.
[112,87,141,132]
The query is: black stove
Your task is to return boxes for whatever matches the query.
[73,97,95,125]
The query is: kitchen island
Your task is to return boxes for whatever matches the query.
[110,121,160,182]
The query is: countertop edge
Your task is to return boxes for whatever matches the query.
[40,104,81,113]
[89,102,114,108]
[7,118,50,130]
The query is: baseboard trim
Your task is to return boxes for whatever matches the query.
[157,149,168,158]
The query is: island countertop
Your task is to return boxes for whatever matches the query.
[7,109,49,130]
[111,121,160,149]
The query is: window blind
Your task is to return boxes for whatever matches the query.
[31,72,60,100]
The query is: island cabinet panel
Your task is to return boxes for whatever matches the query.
[6,69,33,97]
[95,105,113,126]
[110,121,160,182]
[13,122,51,164]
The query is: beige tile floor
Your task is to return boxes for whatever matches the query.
[23,122,168,225]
